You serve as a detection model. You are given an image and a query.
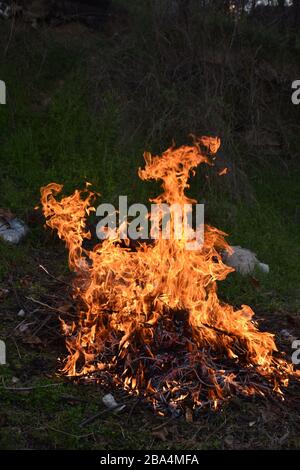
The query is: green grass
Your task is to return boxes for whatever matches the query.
[0,22,300,310]
[0,11,300,450]
[211,164,300,312]
[0,369,154,450]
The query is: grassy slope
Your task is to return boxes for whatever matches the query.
[0,12,300,449]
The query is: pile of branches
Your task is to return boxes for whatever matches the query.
[73,306,292,417]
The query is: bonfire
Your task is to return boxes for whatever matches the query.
[40,136,293,416]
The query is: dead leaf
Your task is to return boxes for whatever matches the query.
[152,427,169,442]
[249,276,260,289]
[17,323,30,334]
[19,276,32,288]
[22,335,43,346]
[0,288,9,300]
[58,303,73,313]
[0,208,14,220]
[185,407,193,423]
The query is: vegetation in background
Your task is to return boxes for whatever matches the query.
[0,0,300,449]
[0,2,300,308]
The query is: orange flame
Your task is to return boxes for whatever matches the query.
[218,167,228,176]
[40,136,292,413]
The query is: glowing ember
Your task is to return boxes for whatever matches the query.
[41,136,292,416]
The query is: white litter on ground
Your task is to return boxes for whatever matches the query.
[0,2,10,19]
[0,215,28,244]
[17,309,26,318]
[222,245,269,275]
[102,393,126,412]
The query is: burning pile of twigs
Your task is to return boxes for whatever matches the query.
[40,136,294,416]
[71,305,292,416]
